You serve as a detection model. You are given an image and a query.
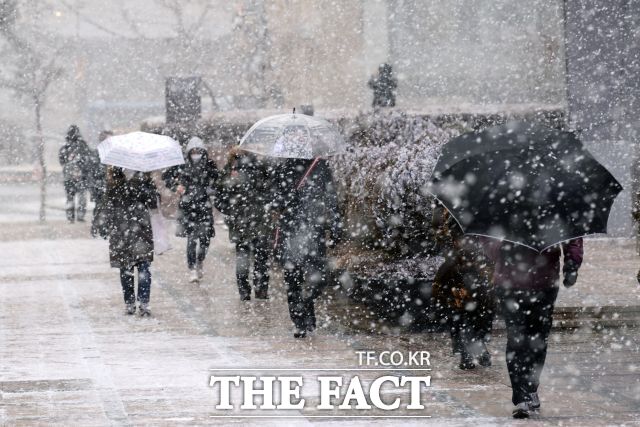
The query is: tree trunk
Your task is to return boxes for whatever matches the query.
[35,97,46,222]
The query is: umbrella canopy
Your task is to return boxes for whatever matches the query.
[98,132,184,172]
[426,121,623,252]
[238,113,345,159]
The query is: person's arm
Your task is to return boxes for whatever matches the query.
[562,238,584,288]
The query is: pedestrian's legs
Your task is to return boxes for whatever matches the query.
[186,234,197,270]
[76,190,87,221]
[235,242,251,299]
[498,286,558,406]
[64,183,76,223]
[136,261,152,304]
[253,236,272,298]
[197,233,211,265]
[119,266,135,305]
[284,265,306,330]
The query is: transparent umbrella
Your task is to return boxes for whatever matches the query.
[97,131,184,172]
[238,113,345,159]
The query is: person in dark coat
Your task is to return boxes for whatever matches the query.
[59,124,91,223]
[272,157,342,338]
[163,137,218,282]
[432,206,495,370]
[89,130,112,238]
[103,166,159,316]
[368,63,397,107]
[214,149,274,300]
[484,237,583,419]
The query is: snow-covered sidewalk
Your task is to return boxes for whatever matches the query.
[0,218,639,425]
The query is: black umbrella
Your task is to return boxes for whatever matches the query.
[426,121,623,252]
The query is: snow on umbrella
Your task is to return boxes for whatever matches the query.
[97,131,184,172]
[425,120,623,252]
[238,113,345,159]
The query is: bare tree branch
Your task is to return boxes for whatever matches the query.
[56,0,129,38]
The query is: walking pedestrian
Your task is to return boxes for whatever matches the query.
[432,206,494,369]
[163,137,218,282]
[102,166,159,316]
[272,157,342,338]
[214,149,274,300]
[89,130,112,237]
[368,63,397,107]
[485,238,583,419]
[59,124,91,223]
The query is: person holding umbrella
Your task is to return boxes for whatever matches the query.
[97,132,184,316]
[238,112,345,337]
[428,121,622,418]
[163,136,219,283]
[102,167,159,316]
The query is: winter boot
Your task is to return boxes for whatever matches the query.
[293,328,307,339]
[125,302,136,315]
[139,303,151,317]
[255,288,269,300]
[529,392,541,410]
[459,352,476,370]
[512,402,531,419]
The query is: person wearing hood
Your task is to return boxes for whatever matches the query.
[163,136,219,282]
[102,167,159,316]
[59,125,91,223]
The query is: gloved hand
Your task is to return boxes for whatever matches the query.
[563,259,579,288]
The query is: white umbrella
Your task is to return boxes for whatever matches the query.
[238,113,345,159]
[97,132,184,172]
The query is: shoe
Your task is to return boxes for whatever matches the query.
[125,303,136,315]
[512,402,530,419]
[293,329,307,339]
[76,217,85,222]
[189,269,199,283]
[196,263,204,280]
[254,289,269,300]
[478,350,492,367]
[529,392,540,410]
[459,352,476,370]
[239,293,251,301]
[139,303,151,317]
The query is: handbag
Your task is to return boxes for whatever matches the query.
[151,208,172,255]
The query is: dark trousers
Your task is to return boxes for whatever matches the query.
[119,261,151,304]
[496,286,559,405]
[187,233,211,269]
[235,237,271,297]
[283,261,324,330]
[64,183,86,222]
[449,282,494,357]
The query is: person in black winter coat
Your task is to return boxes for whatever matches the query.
[89,130,112,237]
[272,157,342,338]
[368,63,397,108]
[102,167,159,316]
[163,137,218,282]
[214,149,275,300]
[59,124,92,222]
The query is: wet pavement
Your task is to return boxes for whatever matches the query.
[0,183,639,425]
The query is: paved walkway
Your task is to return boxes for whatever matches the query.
[0,216,639,426]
